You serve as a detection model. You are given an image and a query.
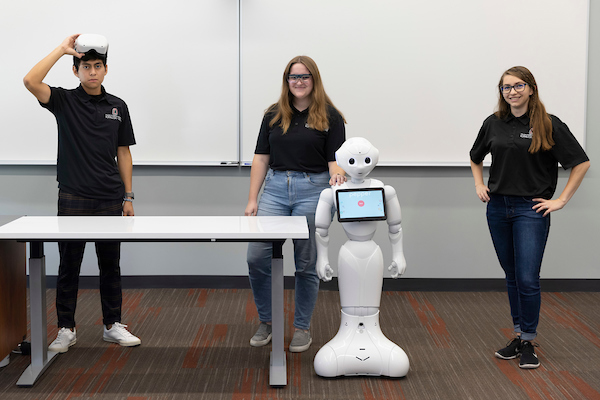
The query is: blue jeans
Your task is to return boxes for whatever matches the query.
[247,169,331,330]
[486,194,550,341]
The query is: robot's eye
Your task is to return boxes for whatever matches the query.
[365,157,371,164]
[349,158,355,165]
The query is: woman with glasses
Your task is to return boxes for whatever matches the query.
[245,56,346,352]
[470,66,589,369]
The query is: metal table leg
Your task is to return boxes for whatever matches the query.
[17,242,58,387]
[269,241,286,386]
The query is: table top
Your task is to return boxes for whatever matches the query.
[0,216,308,241]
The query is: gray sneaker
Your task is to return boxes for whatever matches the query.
[289,330,312,353]
[250,322,272,347]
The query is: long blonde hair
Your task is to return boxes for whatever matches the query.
[268,55,345,133]
[495,66,554,153]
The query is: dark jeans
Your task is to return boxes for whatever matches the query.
[56,190,123,328]
[486,194,550,341]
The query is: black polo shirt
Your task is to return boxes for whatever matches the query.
[470,113,588,199]
[254,105,345,173]
[41,85,136,200]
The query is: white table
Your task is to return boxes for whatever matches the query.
[0,216,308,387]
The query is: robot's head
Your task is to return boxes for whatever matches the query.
[73,34,109,71]
[335,137,379,180]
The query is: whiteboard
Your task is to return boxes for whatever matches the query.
[241,0,589,166]
[0,0,589,166]
[0,0,239,165]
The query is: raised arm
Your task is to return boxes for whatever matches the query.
[244,154,270,216]
[23,34,83,104]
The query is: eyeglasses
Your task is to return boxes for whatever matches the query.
[287,74,312,83]
[500,83,528,93]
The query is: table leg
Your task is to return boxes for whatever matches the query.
[269,241,286,386]
[17,242,58,387]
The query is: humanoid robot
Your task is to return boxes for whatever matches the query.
[313,137,409,377]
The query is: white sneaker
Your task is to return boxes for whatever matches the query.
[49,327,77,353]
[103,322,141,347]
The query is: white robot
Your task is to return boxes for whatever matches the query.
[313,137,409,377]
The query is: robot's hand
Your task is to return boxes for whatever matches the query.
[388,257,407,279]
[317,262,334,282]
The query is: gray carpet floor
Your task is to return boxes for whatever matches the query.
[1,289,599,399]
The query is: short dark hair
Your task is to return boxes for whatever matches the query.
[73,50,107,72]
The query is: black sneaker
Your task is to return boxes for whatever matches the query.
[519,341,540,369]
[495,337,521,360]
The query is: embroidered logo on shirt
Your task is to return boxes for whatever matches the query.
[105,108,122,122]
[305,123,328,132]
[520,129,533,139]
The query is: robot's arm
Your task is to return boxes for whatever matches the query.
[385,186,407,278]
[315,188,335,281]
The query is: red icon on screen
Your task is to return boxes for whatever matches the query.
[358,200,365,207]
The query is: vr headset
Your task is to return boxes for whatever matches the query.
[75,34,109,55]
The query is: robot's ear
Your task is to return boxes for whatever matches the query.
[371,147,380,165]
[335,153,340,166]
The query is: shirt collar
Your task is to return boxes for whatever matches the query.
[505,112,530,126]
[291,104,309,115]
[74,84,115,105]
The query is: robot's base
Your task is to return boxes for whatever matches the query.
[314,310,409,378]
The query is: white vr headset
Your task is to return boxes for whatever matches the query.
[75,34,109,55]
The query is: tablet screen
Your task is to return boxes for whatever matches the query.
[335,188,387,223]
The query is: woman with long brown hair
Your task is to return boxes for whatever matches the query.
[245,56,346,352]
[470,66,589,369]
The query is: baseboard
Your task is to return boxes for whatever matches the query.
[37,276,600,292]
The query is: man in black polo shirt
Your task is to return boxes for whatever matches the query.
[23,34,140,353]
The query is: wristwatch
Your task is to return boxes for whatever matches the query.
[125,192,134,200]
